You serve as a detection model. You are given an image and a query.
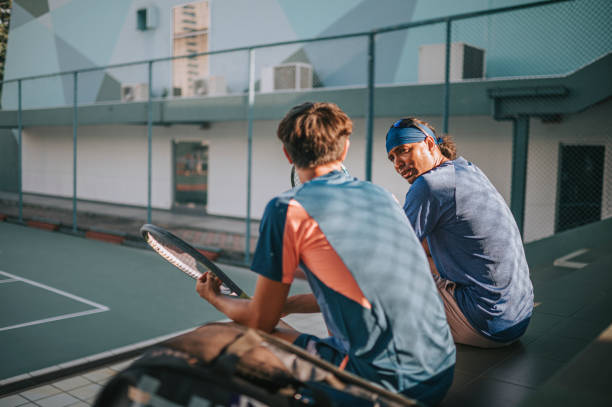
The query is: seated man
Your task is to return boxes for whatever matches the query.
[385,117,534,348]
[197,102,455,405]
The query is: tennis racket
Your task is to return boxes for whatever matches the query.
[290,163,350,187]
[140,224,294,330]
[140,224,249,299]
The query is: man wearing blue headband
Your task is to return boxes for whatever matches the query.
[386,117,534,348]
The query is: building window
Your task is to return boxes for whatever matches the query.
[556,144,605,232]
[172,1,209,98]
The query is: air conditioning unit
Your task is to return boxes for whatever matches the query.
[418,43,485,83]
[192,76,228,96]
[261,63,313,92]
[137,6,159,30]
[121,83,149,102]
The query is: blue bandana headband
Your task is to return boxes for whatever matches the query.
[385,121,442,153]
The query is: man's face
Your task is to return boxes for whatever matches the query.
[387,141,436,184]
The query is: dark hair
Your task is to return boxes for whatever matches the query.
[392,117,457,160]
[277,102,352,168]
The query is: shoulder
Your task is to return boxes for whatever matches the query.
[452,157,496,190]
[262,190,295,219]
[361,178,394,196]
[411,161,456,195]
[452,156,470,167]
[311,175,396,203]
[452,156,487,177]
[426,159,459,181]
[357,179,405,209]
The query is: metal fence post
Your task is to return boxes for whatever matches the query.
[147,61,153,224]
[365,32,375,182]
[245,48,255,264]
[72,72,78,233]
[17,79,22,223]
[510,115,529,238]
[443,18,452,135]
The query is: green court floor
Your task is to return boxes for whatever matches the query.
[0,222,309,380]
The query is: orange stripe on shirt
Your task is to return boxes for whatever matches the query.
[282,199,371,309]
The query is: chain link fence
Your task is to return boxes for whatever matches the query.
[456,0,612,242]
[0,0,610,260]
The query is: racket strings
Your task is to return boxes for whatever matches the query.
[146,233,233,295]
[146,233,202,279]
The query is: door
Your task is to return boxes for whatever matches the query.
[173,141,208,210]
[556,144,605,232]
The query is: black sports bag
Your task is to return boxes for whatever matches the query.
[93,322,419,407]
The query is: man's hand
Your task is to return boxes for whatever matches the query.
[196,272,223,303]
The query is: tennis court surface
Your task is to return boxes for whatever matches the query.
[1,217,611,406]
[0,221,311,388]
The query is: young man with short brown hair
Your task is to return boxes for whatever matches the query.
[198,103,456,405]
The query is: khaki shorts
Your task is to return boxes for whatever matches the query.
[434,274,511,348]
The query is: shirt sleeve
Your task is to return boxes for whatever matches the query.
[250,197,292,283]
[403,178,441,241]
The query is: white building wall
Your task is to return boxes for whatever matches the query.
[20,116,515,219]
[20,100,611,243]
[21,121,319,219]
[22,127,74,198]
[22,125,170,207]
[206,121,248,218]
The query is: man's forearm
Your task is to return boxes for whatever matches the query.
[198,273,291,333]
[283,293,320,314]
[208,294,275,330]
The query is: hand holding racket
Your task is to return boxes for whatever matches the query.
[195,271,226,303]
[140,224,293,329]
[141,224,248,298]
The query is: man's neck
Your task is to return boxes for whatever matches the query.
[433,150,449,168]
[296,161,343,184]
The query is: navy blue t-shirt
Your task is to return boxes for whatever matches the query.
[404,157,534,342]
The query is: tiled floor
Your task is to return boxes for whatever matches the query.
[0,360,131,407]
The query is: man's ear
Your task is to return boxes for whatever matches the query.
[282,146,293,164]
[425,136,436,152]
[340,138,350,161]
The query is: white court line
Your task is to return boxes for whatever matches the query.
[0,270,110,332]
[0,278,17,283]
[553,248,589,269]
[0,309,110,332]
